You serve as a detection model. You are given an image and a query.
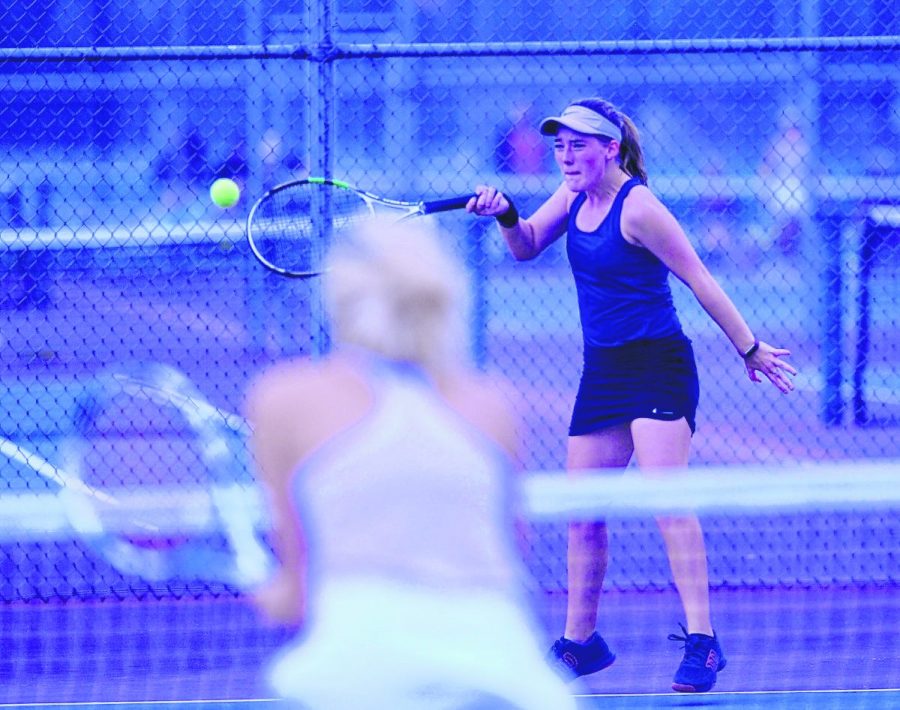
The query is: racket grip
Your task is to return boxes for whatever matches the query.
[421,195,475,214]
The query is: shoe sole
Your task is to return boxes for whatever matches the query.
[571,653,617,679]
[553,652,617,682]
[672,681,712,693]
[671,659,726,693]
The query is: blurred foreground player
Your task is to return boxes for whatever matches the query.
[246,216,576,709]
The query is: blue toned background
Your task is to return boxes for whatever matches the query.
[0,0,898,706]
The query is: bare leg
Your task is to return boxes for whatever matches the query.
[656,514,712,635]
[563,519,607,642]
[563,425,633,641]
[631,417,713,636]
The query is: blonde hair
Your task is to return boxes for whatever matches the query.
[323,216,470,371]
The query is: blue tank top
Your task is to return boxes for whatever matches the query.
[567,177,683,348]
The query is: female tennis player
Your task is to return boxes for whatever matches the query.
[467,96,798,693]
[246,216,575,709]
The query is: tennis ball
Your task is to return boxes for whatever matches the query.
[210,178,240,208]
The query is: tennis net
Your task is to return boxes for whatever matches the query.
[519,461,899,703]
[1,457,898,704]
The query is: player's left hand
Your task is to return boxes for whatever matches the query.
[745,341,797,393]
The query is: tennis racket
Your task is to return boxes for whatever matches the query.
[41,363,273,590]
[246,177,473,278]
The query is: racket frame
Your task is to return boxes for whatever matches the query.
[246,177,473,278]
[58,364,271,590]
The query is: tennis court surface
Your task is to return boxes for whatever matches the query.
[1,681,898,709]
[0,694,898,710]
[2,458,898,709]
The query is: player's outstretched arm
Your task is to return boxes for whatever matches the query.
[467,183,569,261]
[622,185,798,393]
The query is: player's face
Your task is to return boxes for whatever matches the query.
[553,128,616,192]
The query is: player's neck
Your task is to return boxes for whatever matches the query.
[587,170,630,203]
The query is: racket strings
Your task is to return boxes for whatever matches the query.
[251,182,372,276]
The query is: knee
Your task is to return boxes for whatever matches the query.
[569,520,608,542]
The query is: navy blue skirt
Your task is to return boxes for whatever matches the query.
[568,333,700,436]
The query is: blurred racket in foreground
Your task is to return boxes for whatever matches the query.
[14,363,272,590]
[246,177,473,277]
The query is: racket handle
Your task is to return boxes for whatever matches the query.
[421,195,474,214]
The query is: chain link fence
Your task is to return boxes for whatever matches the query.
[0,3,898,482]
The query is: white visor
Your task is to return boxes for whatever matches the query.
[539,105,622,142]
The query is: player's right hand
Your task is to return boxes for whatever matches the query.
[467,185,510,218]
[254,568,306,628]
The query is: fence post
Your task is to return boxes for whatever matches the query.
[466,219,489,369]
[853,205,900,426]
[308,0,336,358]
[852,215,875,425]
[818,201,844,426]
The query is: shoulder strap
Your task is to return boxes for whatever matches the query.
[568,191,588,231]
[617,176,644,202]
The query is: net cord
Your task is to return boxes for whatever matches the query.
[523,460,900,518]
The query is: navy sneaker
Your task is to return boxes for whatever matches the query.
[547,632,616,679]
[668,623,727,693]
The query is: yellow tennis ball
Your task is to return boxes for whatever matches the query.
[210,178,240,208]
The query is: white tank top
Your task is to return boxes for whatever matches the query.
[294,359,522,593]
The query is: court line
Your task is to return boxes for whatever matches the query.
[573,687,900,699]
[4,689,900,709]
[0,704,277,709]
